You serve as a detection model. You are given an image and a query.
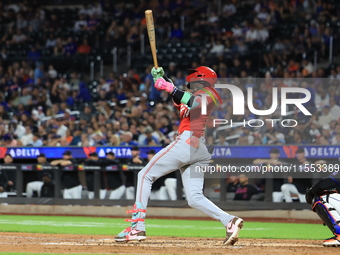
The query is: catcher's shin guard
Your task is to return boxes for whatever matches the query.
[313,195,340,235]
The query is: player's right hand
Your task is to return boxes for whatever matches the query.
[151,67,164,83]
[154,78,174,93]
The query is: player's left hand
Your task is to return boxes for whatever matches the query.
[151,67,164,83]
[154,77,175,93]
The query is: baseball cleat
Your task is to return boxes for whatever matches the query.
[223,217,244,245]
[115,202,147,243]
[323,235,340,247]
[115,227,147,242]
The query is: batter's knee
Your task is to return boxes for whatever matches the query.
[187,192,204,209]
[137,169,153,183]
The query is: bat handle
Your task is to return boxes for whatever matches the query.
[153,56,158,69]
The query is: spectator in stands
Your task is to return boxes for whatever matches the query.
[47,14,61,31]
[9,29,28,45]
[77,39,91,55]
[54,118,68,138]
[28,11,45,33]
[53,37,64,56]
[143,126,160,146]
[32,106,46,121]
[69,129,81,146]
[87,14,100,31]
[79,105,93,122]
[315,89,329,110]
[10,119,25,139]
[28,132,43,146]
[78,3,93,17]
[51,150,81,199]
[27,45,42,63]
[256,23,269,42]
[236,127,254,145]
[245,25,258,42]
[91,1,103,18]
[1,133,18,147]
[234,174,259,201]
[318,105,335,126]
[20,126,33,146]
[222,0,236,17]
[210,38,225,57]
[26,153,51,198]
[47,134,61,146]
[63,37,77,56]
[45,33,57,49]
[47,65,57,79]
[321,124,332,144]
[169,22,183,42]
[329,97,340,121]
[34,63,45,85]
[120,131,138,146]
[74,14,88,31]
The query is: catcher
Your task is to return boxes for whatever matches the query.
[306,169,340,246]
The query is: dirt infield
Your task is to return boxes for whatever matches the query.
[0,232,338,255]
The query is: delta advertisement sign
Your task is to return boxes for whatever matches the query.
[0,146,339,159]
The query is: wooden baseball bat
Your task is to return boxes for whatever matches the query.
[145,10,158,68]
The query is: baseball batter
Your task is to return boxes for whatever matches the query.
[115,66,243,245]
[306,170,340,246]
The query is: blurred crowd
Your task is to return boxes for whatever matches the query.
[0,0,339,148]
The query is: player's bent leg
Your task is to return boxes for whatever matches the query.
[181,163,243,245]
[135,137,185,208]
[313,195,340,246]
[116,137,189,243]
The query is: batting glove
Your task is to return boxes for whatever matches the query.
[151,67,164,83]
[154,78,175,93]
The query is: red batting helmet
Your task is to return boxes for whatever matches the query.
[186,66,217,87]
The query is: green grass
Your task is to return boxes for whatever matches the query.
[0,215,329,240]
